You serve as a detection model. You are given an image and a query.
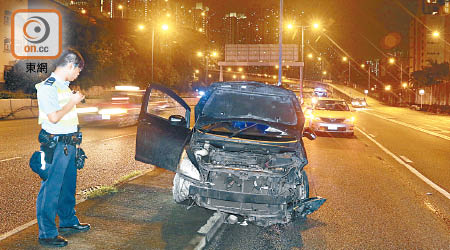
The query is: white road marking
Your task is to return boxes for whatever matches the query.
[356,127,450,200]
[362,111,450,141]
[0,169,150,242]
[400,155,413,163]
[100,133,136,142]
[0,157,21,162]
[0,198,86,242]
[368,133,376,138]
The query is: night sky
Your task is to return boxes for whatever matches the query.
[204,0,417,60]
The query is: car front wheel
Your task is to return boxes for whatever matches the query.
[172,173,192,203]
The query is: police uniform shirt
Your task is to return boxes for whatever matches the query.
[36,73,78,134]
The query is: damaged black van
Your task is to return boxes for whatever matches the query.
[135,82,325,226]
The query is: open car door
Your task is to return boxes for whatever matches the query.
[135,84,191,172]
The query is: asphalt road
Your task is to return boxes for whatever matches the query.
[0,97,449,249]
[206,124,450,249]
[0,119,152,235]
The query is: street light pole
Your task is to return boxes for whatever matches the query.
[205,56,209,85]
[151,27,154,82]
[348,60,351,86]
[299,25,304,103]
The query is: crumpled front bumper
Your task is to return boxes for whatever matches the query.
[188,184,326,222]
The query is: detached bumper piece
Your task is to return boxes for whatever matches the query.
[296,197,326,217]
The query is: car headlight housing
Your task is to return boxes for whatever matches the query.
[345,117,355,123]
[177,150,200,181]
[98,108,127,115]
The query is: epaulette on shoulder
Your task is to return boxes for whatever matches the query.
[44,77,56,86]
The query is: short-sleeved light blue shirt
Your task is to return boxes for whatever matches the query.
[36,73,78,134]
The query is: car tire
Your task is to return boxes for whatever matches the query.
[173,173,191,203]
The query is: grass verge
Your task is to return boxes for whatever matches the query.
[115,170,143,185]
[84,186,118,199]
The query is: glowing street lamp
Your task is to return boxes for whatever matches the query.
[150,23,170,82]
[312,22,320,30]
[138,24,145,30]
[361,64,365,68]
[195,69,199,74]
[233,75,237,79]
[241,75,246,79]
[197,51,203,57]
[342,56,350,86]
[308,53,313,59]
[238,67,243,72]
[385,85,391,91]
[402,82,407,88]
[389,57,395,64]
[227,67,232,72]
[117,4,124,19]
[432,31,440,38]
[81,9,86,14]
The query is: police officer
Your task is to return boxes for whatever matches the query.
[35,49,89,247]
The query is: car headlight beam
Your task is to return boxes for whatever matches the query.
[76,107,99,113]
[98,108,128,115]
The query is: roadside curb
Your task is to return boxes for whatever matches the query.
[185,212,227,250]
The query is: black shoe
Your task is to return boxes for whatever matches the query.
[38,235,68,247]
[59,223,91,233]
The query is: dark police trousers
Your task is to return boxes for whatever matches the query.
[36,142,80,239]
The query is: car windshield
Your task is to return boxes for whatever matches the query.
[200,91,298,125]
[315,100,350,111]
[199,121,295,141]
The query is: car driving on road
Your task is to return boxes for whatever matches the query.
[308,98,355,136]
[351,97,367,108]
[135,82,325,226]
[77,88,144,127]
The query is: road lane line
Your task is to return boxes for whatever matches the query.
[356,127,450,200]
[362,111,450,141]
[0,198,86,242]
[0,157,21,162]
[400,155,413,164]
[368,133,376,138]
[100,133,136,142]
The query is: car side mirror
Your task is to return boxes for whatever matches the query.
[303,127,316,140]
[169,115,187,127]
